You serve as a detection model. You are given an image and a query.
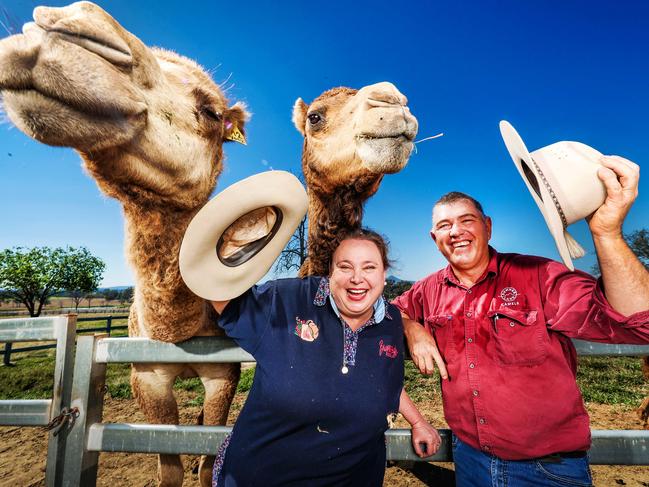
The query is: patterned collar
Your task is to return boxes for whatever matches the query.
[313,277,392,323]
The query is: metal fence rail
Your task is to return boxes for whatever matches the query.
[56,334,649,486]
[1,315,128,364]
[0,315,76,487]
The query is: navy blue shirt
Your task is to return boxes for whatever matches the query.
[214,277,404,487]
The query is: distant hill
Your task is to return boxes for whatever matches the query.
[98,286,133,291]
[386,275,405,283]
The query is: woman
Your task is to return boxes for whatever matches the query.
[210,228,440,486]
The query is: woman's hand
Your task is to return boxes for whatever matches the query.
[410,419,441,458]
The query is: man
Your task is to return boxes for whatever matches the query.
[393,155,649,486]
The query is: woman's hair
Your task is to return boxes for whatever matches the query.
[330,227,392,270]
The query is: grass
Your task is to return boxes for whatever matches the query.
[1,345,646,407]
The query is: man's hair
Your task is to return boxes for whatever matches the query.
[433,191,486,221]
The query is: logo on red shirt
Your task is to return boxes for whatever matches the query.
[379,340,398,359]
[500,287,518,302]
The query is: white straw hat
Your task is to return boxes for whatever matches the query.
[180,171,308,300]
[499,121,606,271]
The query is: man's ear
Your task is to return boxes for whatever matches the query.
[430,230,437,243]
[224,102,250,144]
[292,98,308,136]
[485,216,493,240]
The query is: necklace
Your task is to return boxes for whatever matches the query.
[341,319,349,374]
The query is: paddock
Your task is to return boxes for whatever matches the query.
[1,315,648,486]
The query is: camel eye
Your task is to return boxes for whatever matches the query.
[201,106,223,123]
[307,113,322,125]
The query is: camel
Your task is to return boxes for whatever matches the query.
[0,2,247,485]
[292,83,418,276]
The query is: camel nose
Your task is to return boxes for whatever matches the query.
[362,82,408,107]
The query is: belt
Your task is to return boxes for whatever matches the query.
[534,451,587,463]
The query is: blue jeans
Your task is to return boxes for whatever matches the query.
[452,434,593,487]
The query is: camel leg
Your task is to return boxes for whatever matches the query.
[637,357,649,429]
[131,363,186,487]
[193,362,241,487]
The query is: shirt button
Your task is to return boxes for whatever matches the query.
[479,418,486,424]
[466,312,473,318]
[468,338,473,343]
[467,289,472,294]
[473,390,479,396]
[469,363,475,369]
[509,322,515,327]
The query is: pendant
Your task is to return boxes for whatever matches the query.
[341,365,349,374]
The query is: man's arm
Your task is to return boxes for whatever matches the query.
[402,312,449,379]
[589,156,649,315]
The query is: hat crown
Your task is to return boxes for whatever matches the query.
[529,141,606,225]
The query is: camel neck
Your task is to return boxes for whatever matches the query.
[304,183,373,276]
[122,203,207,341]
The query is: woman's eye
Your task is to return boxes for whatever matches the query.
[201,107,222,122]
[307,113,322,124]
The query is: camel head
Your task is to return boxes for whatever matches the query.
[292,82,417,198]
[0,1,248,209]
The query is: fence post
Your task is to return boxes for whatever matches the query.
[106,316,112,336]
[62,334,106,486]
[3,342,12,366]
[45,314,77,487]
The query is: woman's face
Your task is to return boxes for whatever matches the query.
[329,238,387,327]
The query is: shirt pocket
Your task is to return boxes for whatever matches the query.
[486,307,548,366]
[424,313,456,360]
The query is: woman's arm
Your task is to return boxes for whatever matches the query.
[398,388,441,458]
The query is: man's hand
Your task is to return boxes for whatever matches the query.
[410,419,442,458]
[588,155,639,239]
[402,314,448,379]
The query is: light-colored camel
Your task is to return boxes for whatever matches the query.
[292,83,418,276]
[0,2,247,485]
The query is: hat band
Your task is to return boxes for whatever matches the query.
[528,157,568,229]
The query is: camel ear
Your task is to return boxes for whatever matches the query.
[224,102,250,145]
[292,98,308,136]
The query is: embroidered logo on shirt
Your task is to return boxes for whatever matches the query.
[500,287,518,302]
[379,339,398,359]
[295,317,319,342]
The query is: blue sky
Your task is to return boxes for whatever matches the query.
[1,0,648,286]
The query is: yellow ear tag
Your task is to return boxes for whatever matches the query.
[226,123,247,145]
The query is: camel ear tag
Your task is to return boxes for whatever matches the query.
[225,120,247,145]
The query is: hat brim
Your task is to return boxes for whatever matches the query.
[179,171,308,300]
[499,121,574,270]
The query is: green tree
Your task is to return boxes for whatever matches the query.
[118,287,134,305]
[102,288,120,301]
[0,247,68,317]
[61,248,106,311]
[0,246,106,316]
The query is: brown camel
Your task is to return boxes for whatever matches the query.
[292,83,418,276]
[0,2,247,485]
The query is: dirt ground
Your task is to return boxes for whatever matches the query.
[1,391,647,487]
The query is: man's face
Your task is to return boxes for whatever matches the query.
[431,199,492,273]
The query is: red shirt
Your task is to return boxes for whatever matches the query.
[393,248,649,460]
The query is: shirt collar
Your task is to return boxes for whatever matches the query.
[440,246,499,287]
[313,277,392,323]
